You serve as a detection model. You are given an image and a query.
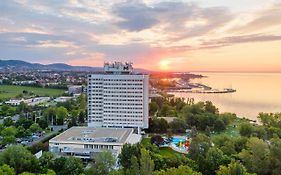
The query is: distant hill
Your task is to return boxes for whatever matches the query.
[0,59,150,73]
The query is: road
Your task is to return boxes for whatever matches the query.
[27,125,67,147]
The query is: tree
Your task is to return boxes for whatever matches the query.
[19,172,34,175]
[118,144,140,169]
[140,148,154,175]
[204,147,230,175]
[151,135,164,146]
[1,126,17,145]
[43,107,56,125]
[154,165,202,175]
[29,123,42,133]
[0,145,39,174]
[61,157,84,175]
[149,102,159,116]
[205,101,218,114]
[216,161,255,175]
[268,138,281,175]
[189,133,211,161]
[37,118,48,129]
[239,123,253,137]
[0,164,15,175]
[39,152,54,170]
[87,150,116,175]
[50,157,66,173]
[128,156,140,175]
[3,117,14,127]
[78,110,86,124]
[15,118,33,129]
[214,119,226,132]
[189,134,211,173]
[56,106,68,125]
[16,126,27,138]
[169,118,186,133]
[77,94,87,110]
[238,137,270,175]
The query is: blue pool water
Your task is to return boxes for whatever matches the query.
[171,137,186,145]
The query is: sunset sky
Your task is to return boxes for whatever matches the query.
[1,0,281,72]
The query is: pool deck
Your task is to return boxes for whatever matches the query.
[161,136,189,154]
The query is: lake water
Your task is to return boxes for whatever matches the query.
[172,72,281,121]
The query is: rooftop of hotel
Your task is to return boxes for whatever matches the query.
[50,127,133,144]
[88,62,147,75]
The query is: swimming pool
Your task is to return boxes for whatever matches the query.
[171,137,186,145]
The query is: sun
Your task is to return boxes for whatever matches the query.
[159,60,170,70]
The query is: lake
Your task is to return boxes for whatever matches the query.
[172,72,281,121]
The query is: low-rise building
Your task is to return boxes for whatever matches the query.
[49,127,141,160]
[5,97,50,106]
[5,99,24,106]
[54,96,73,103]
[68,85,83,95]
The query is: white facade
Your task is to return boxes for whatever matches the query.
[88,62,149,129]
[49,127,141,159]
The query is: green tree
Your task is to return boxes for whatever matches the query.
[216,161,255,175]
[204,147,230,175]
[19,172,34,175]
[149,102,159,116]
[61,157,84,175]
[205,101,218,114]
[214,119,226,132]
[268,138,281,175]
[16,126,26,138]
[0,145,39,174]
[119,144,140,169]
[37,118,48,129]
[50,157,66,173]
[238,137,270,175]
[169,118,186,133]
[189,133,211,173]
[29,123,42,133]
[154,165,202,175]
[78,110,86,124]
[239,123,253,137]
[15,118,33,129]
[3,117,14,127]
[42,169,56,175]
[39,152,54,170]
[87,150,116,175]
[140,148,154,175]
[1,126,17,145]
[189,133,211,161]
[77,94,87,110]
[129,156,140,175]
[43,107,56,125]
[56,106,68,125]
[0,164,15,175]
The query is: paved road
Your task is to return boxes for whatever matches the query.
[27,125,67,147]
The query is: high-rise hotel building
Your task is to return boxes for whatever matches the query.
[87,62,149,130]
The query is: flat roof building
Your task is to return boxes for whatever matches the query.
[49,127,141,160]
[87,62,149,131]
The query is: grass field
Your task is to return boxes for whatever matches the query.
[0,85,65,100]
[141,137,184,158]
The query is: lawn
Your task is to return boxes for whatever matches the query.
[159,147,183,157]
[141,137,184,158]
[0,85,65,100]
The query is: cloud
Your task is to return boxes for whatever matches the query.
[200,34,281,49]
[0,0,281,71]
[229,3,281,34]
